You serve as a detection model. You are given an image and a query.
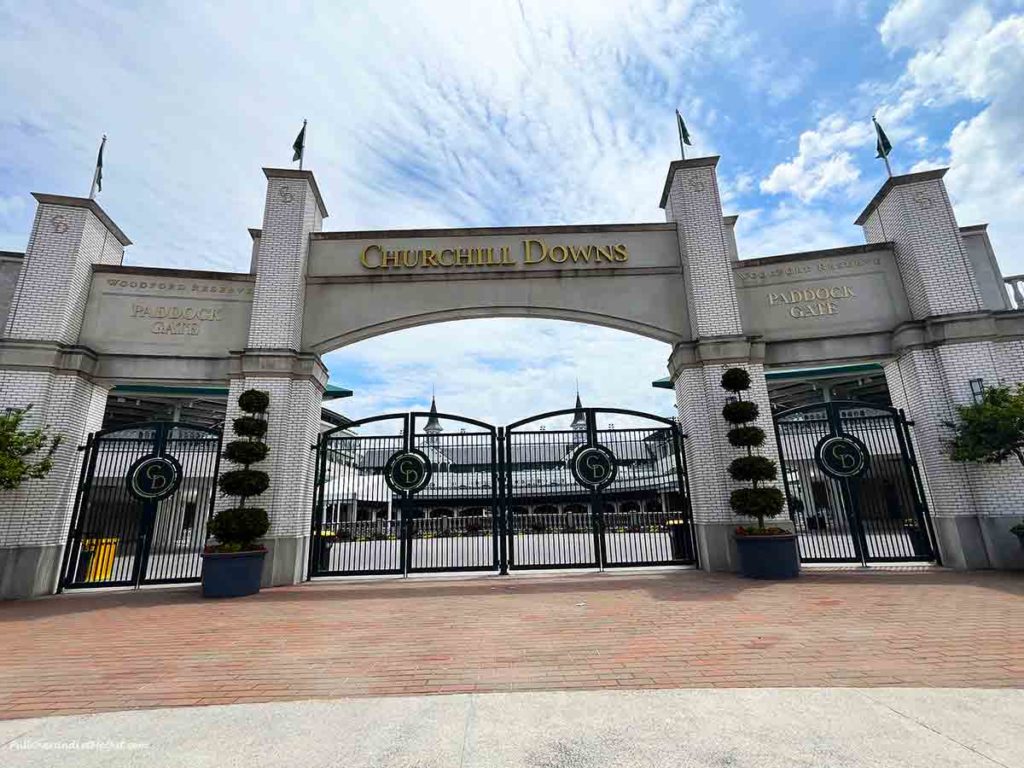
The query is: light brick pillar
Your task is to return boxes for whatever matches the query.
[0,195,129,598]
[225,169,328,586]
[858,169,1024,569]
[661,158,781,571]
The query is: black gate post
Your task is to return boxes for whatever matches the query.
[895,409,940,564]
[58,433,97,593]
[496,427,508,575]
[827,403,869,566]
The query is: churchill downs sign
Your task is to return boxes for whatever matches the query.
[359,238,630,271]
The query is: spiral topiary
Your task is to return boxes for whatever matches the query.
[209,389,271,551]
[720,368,784,532]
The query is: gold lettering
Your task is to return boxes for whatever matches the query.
[360,244,382,269]
[568,245,592,263]
[455,249,473,266]
[613,244,629,262]
[548,245,568,263]
[439,248,456,267]
[523,239,546,264]
[595,245,615,262]
[422,249,440,267]
[500,246,515,265]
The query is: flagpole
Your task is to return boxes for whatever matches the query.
[675,110,686,160]
[88,134,106,200]
[882,154,893,178]
[299,119,306,171]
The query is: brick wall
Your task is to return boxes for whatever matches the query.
[862,178,984,319]
[674,361,778,524]
[247,175,321,349]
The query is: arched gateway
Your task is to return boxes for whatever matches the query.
[1,158,1023,597]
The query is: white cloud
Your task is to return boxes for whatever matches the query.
[760,114,872,202]
[323,318,675,426]
[879,0,970,50]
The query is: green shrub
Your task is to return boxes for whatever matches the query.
[237,389,270,414]
[211,389,271,552]
[223,440,269,466]
[729,455,777,483]
[219,469,269,498]
[722,400,758,424]
[719,367,783,532]
[720,368,751,393]
[208,507,269,550]
[729,487,784,520]
[233,416,267,439]
[728,425,766,448]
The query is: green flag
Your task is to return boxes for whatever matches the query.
[89,134,106,199]
[873,117,892,159]
[292,120,306,163]
[676,109,692,147]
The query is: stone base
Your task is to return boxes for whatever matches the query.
[978,516,1024,570]
[0,545,63,600]
[694,522,740,572]
[260,535,308,587]
[932,516,991,569]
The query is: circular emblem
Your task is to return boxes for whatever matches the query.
[51,214,69,234]
[126,455,183,502]
[815,434,869,480]
[384,450,432,494]
[570,444,617,490]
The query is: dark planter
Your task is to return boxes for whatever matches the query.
[201,549,266,598]
[735,533,800,580]
[667,520,694,561]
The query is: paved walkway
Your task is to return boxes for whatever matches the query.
[1,689,1022,767]
[0,569,1021,721]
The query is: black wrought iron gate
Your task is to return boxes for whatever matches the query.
[60,422,222,590]
[309,407,695,577]
[774,401,937,564]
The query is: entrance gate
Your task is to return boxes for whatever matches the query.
[774,401,937,564]
[60,422,222,590]
[309,407,695,577]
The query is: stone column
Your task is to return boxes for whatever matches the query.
[661,158,781,571]
[0,195,129,598]
[858,169,1024,569]
[225,169,329,586]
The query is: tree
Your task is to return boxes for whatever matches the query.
[0,406,62,491]
[207,389,271,552]
[720,368,784,532]
[947,384,1024,542]
[946,384,1024,468]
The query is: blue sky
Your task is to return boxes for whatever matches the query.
[2,0,1022,425]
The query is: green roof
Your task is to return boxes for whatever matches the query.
[651,362,883,390]
[111,383,353,400]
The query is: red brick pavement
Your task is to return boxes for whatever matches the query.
[0,569,1021,720]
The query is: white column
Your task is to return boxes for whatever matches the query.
[662,157,780,571]
[225,168,329,586]
[0,195,128,597]
[860,169,1024,568]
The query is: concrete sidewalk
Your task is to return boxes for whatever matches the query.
[0,688,1021,767]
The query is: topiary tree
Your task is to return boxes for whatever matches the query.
[945,384,1024,542]
[721,368,784,532]
[0,406,62,491]
[208,390,271,551]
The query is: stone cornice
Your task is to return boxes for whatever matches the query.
[854,168,948,226]
[667,335,765,379]
[311,222,676,241]
[262,168,329,219]
[659,156,721,210]
[92,264,255,282]
[228,348,329,389]
[30,193,131,246]
[0,339,99,379]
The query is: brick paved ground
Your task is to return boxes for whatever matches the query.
[0,569,1021,720]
